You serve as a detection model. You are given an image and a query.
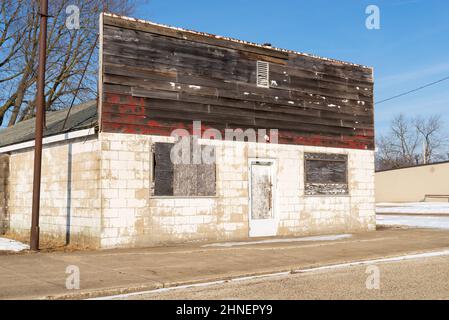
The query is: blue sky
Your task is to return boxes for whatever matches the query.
[134,0,449,136]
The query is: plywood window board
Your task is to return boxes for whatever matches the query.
[304,153,349,195]
[153,142,216,197]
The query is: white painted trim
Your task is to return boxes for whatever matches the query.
[0,128,96,153]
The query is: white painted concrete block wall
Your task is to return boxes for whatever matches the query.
[4,131,374,248]
[7,137,101,246]
[99,133,152,248]
[99,132,375,248]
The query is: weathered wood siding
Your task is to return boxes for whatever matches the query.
[100,14,374,150]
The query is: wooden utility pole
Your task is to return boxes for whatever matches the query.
[30,0,48,251]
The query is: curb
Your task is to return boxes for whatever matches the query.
[378,213,449,217]
[45,248,449,300]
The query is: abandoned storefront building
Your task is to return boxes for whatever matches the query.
[0,13,375,248]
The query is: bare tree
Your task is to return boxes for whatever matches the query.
[0,0,134,127]
[414,115,446,164]
[376,114,418,170]
[376,113,448,170]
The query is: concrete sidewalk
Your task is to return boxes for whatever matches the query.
[1,227,449,299]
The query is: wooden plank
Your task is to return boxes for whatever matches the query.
[270,63,374,87]
[102,39,372,102]
[172,141,216,196]
[103,59,372,110]
[103,52,253,84]
[103,15,289,60]
[288,54,373,83]
[102,93,374,138]
[101,18,375,150]
[305,183,349,195]
[196,163,216,196]
[102,24,368,93]
[173,164,197,196]
[102,95,373,132]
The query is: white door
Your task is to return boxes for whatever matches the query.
[249,161,276,237]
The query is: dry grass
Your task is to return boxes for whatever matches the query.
[2,231,97,253]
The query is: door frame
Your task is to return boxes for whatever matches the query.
[248,158,278,237]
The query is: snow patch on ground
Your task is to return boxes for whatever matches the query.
[202,234,352,248]
[0,237,29,252]
[377,215,449,230]
[377,202,449,214]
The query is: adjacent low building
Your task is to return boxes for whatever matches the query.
[0,13,375,249]
[376,161,449,203]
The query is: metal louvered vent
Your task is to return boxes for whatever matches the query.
[256,61,269,88]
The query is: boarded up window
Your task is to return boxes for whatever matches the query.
[153,142,174,196]
[153,142,216,197]
[194,162,216,196]
[304,153,348,195]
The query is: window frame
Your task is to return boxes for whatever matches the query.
[150,142,218,198]
[303,153,349,196]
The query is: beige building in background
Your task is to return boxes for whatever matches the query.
[376,161,449,203]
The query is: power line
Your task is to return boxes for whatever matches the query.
[61,34,99,130]
[375,75,449,105]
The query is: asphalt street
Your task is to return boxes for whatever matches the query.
[123,255,449,300]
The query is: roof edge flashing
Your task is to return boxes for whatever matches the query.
[0,127,97,154]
